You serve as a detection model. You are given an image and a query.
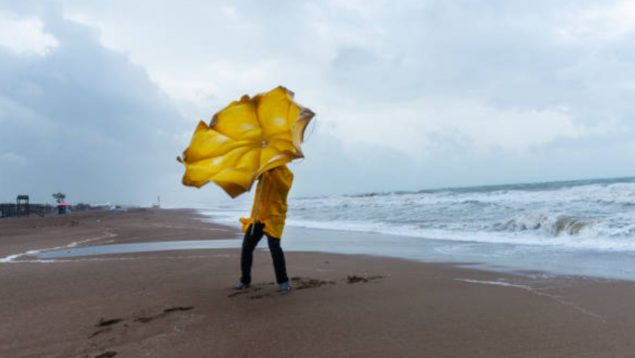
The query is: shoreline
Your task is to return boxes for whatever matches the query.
[2,209,635,357]
[199,209,635,283]
[5,207,635,284]
[6,207,635,282]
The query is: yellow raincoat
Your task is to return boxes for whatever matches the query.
[240,165,293,239]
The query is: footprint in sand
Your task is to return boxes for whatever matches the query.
[87,305,195,355]
[227,275,385,300]
[134,306,194,323]
[227,286,263,298]
[91,306,194,331]
[97,318,124,327]
[89,318,125,338]
[346,275,384,284]
[291,277,335,290]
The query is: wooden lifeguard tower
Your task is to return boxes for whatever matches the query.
[16,195,30,216]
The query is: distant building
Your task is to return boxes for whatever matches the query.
[1,195,52,218]
[56,201,71,215]
[0,203,17,218]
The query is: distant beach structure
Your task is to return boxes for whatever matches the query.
[0,203,18,218]
[56,201,71,215]
[16,195,29,216]
[52,192,71,214]
[0,195,51,218]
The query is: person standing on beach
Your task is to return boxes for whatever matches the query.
[236,165,293,292]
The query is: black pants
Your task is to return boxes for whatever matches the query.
[240,222,289,285]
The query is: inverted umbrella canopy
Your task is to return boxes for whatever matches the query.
[178,86,314,198]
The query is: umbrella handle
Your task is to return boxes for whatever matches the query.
[250,174,265,236]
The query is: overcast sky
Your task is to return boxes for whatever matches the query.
[1,0,635,206]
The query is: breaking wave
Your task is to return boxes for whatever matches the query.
[203,177,635,251]
[492,214,594,236]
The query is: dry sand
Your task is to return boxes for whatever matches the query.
[1,209,635,357]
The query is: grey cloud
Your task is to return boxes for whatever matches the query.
[2,0,635,206]
[320,0,632,116]
[0,6,197,205]
[291,132,420,196]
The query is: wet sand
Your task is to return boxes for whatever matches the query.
[1,209,635,357]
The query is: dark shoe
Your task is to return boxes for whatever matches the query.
[277,281,292,292]
[234,282,250,290]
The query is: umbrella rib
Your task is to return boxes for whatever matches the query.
[212,125,239,142]
[209,114,241,142]
[253,96,265,140]
[208,145,259,176]
[285,97,293,128]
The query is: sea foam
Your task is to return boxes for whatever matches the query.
[201,177,635,252]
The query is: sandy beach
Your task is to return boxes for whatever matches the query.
[1,209,635,357]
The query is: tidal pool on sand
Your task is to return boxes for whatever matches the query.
[21,226,635,283]
[34,239,241,259]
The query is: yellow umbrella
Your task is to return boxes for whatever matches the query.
[177,86,314,197]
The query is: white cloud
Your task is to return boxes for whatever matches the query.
[0,7,208,205]
[2,0,635,203]
[0,10,57,55]
[557,0,635,42]
[320,97,595,158]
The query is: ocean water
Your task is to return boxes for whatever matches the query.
[204,177,635,252]
[199,177,635,280]
[12,177,635,280]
